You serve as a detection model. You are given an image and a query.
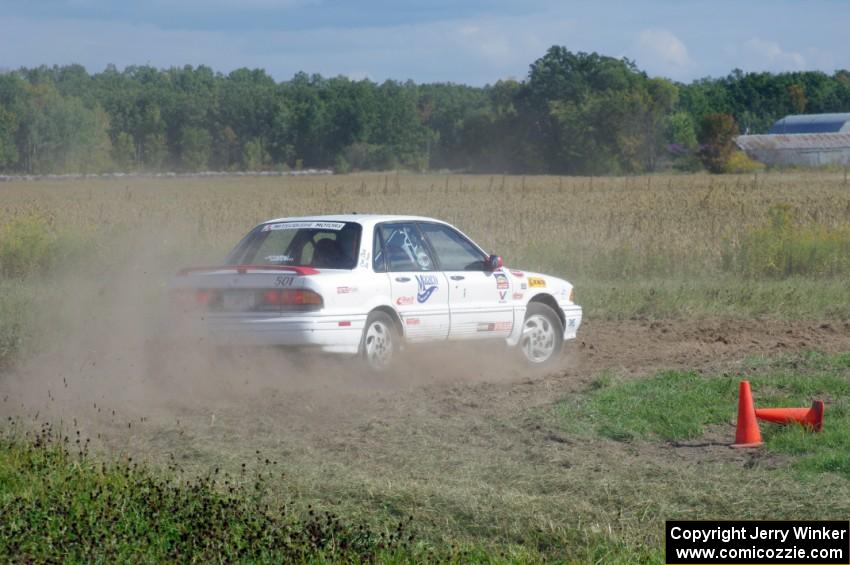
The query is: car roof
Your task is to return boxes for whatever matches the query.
[254,214,488,255]
[260,214,450,228]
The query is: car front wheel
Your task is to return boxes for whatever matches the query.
[518,302,563,365]
[360,311,399,371]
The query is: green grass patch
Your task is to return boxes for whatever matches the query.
[555,352,850,477]
[0,214,97,279]
[577,277,850,319]
[0,424,420,563]
[0,280,34,368]
[0,215,59,279]
[558,370,738,442]
[0,214,102,367]
[723,204,850,278]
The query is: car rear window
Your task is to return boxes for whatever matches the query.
[227,221,362,269]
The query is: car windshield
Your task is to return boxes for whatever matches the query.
[226,221,362,269]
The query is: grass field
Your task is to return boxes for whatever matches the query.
[4,171,850,317]
[1,171,850,562]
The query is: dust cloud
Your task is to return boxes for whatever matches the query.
[0,226,553,452]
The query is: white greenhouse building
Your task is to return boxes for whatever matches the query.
[736,113,850,167]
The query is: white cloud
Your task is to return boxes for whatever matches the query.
[345,70,371,81]
[452,23,516,67]
[634,29,692,79]
[741,38,806,70]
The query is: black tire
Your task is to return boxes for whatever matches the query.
[517,302,564,366]
[360,311,400,372]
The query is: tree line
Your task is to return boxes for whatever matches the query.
[0,46,848,175]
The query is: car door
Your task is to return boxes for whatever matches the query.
[417,222,514,340]
[375,222,449,342]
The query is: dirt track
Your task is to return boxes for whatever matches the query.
[6,316,849,455]
[578,317,850,375]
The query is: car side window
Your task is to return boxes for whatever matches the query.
[378,223,436,272]
[372,227,386,272]
[418,223,487,271]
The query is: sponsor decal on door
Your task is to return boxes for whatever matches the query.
[415,274,440,303]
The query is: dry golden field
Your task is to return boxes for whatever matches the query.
[3,171,849,270]
[3,170,850,318]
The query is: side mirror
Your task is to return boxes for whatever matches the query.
[487,254,503,271]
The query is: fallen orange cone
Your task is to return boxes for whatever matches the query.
[755,400,824,432]
[732,380,763,448]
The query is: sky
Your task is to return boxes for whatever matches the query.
[0,0,846,85]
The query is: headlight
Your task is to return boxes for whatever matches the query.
[569,288,575,303]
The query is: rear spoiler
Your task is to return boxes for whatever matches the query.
[177,265,319,276]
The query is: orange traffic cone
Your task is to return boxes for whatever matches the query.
[755,400,824,432]
[732,380,763,448]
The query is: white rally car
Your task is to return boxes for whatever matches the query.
[172,215,582,369]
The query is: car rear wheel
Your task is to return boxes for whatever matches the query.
[361,311,399,371]
[518,302,563,365]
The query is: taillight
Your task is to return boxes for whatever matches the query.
[196,290,214,306]
[263,290,283,305]
[169,289,216,311]
[287,289,323,306]
[261,289,323,310]
[569,288,575,303]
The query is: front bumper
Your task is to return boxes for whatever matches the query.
[560,304,582,340]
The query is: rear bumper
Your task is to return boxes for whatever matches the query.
[203,313,366,353]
